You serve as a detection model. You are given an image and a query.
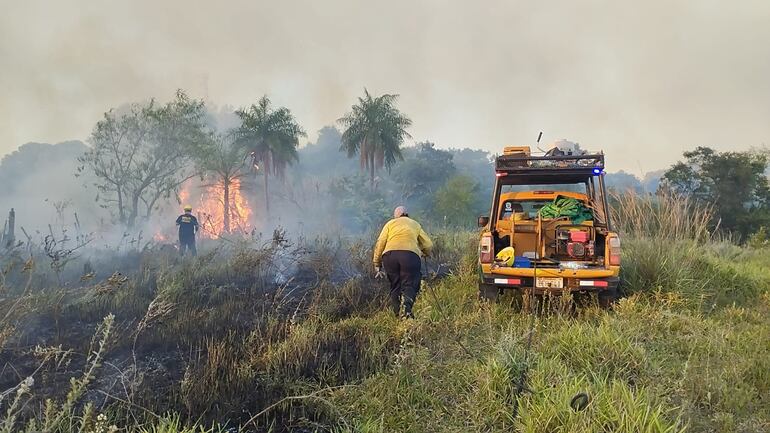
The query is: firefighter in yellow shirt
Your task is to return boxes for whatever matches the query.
[373,206,433,318]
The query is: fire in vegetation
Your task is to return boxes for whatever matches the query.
[162,178,254,239]
[192,178,253,237]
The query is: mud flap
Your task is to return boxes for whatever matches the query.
[479,282,500,302]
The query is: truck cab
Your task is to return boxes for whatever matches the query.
[477,146,621,304]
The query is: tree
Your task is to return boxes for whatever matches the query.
[604,170,643,192]
[328,174,391,230]
[234,96,305,215]
[450,147,495,197]
[391,142,456,208]
[660,146,770,237]
[338,89,412,189]
[195,134,250,234]
[78,91,211,228]
[433,175,481,227]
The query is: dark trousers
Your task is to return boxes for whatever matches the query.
[179,236,197,256]
[382,250,421,317]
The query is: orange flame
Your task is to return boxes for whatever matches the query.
[194,178,253,238]
[152,178,253,243]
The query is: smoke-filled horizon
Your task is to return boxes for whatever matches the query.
[2,0,770,175]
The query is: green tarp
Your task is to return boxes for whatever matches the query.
[538,196,593,224]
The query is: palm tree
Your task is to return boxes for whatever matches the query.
[338,89,412,189]
[234,96,305,215]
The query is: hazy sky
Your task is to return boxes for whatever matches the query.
[2,0,769,174]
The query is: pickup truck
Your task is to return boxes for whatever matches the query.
[477,146,621,306]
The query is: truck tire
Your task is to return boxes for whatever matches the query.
[479,283,500,303]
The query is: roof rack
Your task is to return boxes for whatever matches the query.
[495,152,606,185]
[496,152,604,170]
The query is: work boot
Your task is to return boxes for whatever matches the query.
[390,296,401,317]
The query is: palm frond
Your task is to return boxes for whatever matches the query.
[337,89,412,179]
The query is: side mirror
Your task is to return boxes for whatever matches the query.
[478,216,490,227]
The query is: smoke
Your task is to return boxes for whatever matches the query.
[0,141,108,236]
[2,0,769,174]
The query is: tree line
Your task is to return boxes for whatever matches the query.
[73,89,770,239]
[77,89,417,230]
[660,146,770,240]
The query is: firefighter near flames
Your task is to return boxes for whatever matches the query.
[176,205,200,256]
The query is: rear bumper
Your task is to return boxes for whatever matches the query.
[480,274,620,294]
[481,263,619,279]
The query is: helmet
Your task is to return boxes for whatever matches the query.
[183,205,193,211]
[495,246,515,267]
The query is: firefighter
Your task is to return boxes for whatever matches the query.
[176,205,199,257]
[373,206,433,319]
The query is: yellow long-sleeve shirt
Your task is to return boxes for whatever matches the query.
[373,217,433,266]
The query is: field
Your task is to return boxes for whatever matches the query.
[1,197,769,433]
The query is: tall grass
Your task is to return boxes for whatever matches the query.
[0,210,768,432]
[609,190,766,307]
[611,190,713,242]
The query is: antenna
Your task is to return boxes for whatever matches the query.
[536,131,547,153]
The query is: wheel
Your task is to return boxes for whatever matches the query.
[479,283,500,303]
[598,288,619,308]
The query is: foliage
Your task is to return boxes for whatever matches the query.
[604,169,643,192]
[747,226,769,249]
[660,146,770,238]
[234,96,306,214]
[447,147,494,205]
[328,174,391,230]
[432,175,482,228]
[338,89,412,188]
[391,142,456,209]
[77,91,211,227]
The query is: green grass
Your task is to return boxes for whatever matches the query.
[1,229,769,432]
[325,238,770,433]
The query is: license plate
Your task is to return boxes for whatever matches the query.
[535,277,564,289]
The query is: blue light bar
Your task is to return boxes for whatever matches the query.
[592,167,603,175]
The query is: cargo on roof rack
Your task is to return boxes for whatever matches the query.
[495,152,605,171]
[495,152,605,185]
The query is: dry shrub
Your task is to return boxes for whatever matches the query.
[611,189,714,242]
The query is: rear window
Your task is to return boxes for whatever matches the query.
[498,183,588,220]
[500,199,568,220]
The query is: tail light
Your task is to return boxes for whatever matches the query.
[608,236,621,266]
[480,234,493,263]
